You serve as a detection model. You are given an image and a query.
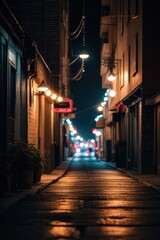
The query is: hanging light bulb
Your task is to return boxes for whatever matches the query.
[79,2,89,60]
[79,50,89,59]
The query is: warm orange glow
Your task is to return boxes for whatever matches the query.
[48,226,80,238]
[108,73,116,81]
[51,93,57,100]
[109,89,116,97]
[45,90,51,96]
[97,106,103,112]
[37,80,48,92]
[57,96,63,102]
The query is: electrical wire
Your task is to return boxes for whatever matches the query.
[75,103,100,115]
[64,0,84,40]
[70,66,84,81]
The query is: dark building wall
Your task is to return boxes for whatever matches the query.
[5,0,61,90]
[5,0,63,167]
[0,0,27,153]
[141,100,155,174]
[0,35,8,154]
[142,1,160,96]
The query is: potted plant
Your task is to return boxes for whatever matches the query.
[27,144,46,183]
[13,142,35,189]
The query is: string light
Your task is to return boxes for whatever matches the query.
[45,90,51,96]
[60,0,89,84]
[82,0,86,49]
[51,93,57,100]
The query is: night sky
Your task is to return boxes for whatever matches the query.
[69,0,105,140]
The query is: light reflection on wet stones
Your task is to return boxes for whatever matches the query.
[1,157,160,239]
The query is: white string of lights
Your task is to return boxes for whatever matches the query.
[82,0,86,49]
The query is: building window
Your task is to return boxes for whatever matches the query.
[135,33,138,73]
[128,44,131,82]
[0,36,7,153]
[9,65,16,118]
[131,33,138,76]
[120,52,125,88]
[101,31,109,44]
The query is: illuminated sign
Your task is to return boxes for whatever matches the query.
[54,99,73,113]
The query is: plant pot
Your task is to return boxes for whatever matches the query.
[33,170,42,183]
[18,169,34,189]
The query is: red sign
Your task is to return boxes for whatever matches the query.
[54,99,73,113]
[116,102,126,113]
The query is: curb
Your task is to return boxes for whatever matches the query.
[0,159,73,213]
[106,162,160,193]
[37,158,73,193]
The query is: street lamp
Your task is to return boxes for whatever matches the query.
[37,80,48,92]
[33,80,64,102]
[108,72,116,81]
[79,50,89,59]
[33,80,48,95]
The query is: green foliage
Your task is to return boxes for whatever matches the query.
[13,142,46,171]
[27,144,46,171]
[13,142,35,170]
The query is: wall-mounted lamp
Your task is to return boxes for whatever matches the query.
[33,80,64,103]
[34,80,48,95]
[37,80,48,92]
[108,72,116,81]
[101,57,120,83]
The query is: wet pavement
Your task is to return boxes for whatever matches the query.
[1,154,160,239]
[1,155,160,213]
[0,159,72,213]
